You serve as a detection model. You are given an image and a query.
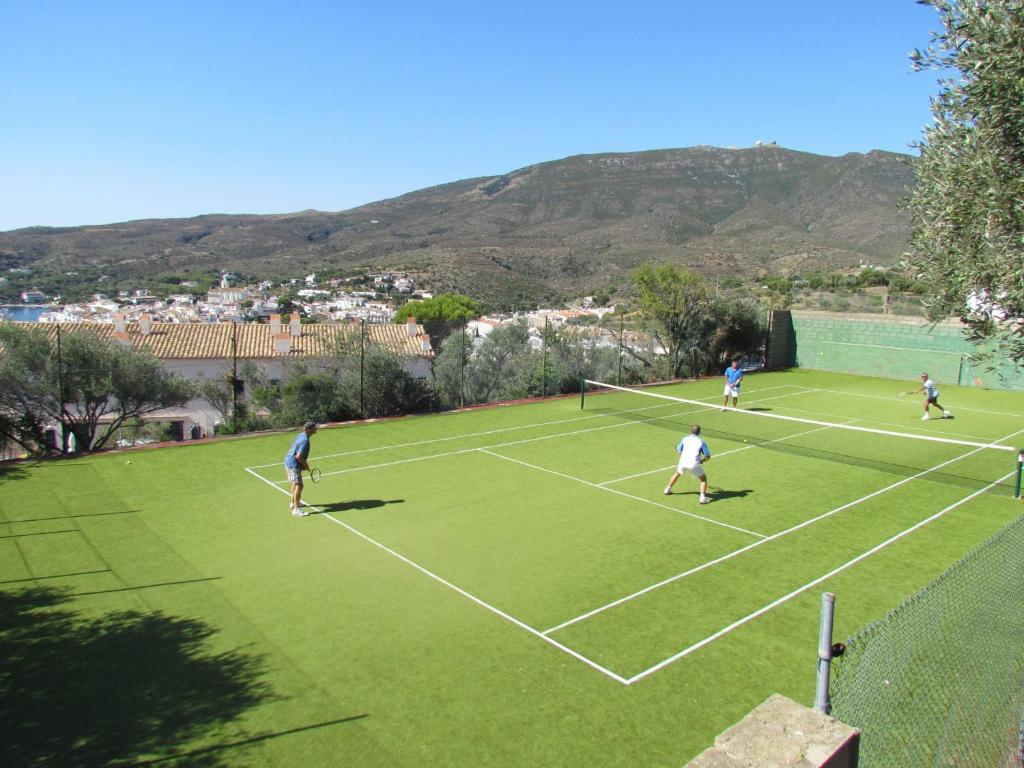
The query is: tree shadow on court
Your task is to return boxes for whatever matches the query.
[0,462,30,484]
[0,585,275,767]
[316,499,405,514]
[709,488,753,501]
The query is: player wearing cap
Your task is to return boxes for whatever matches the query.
[912,373,951,421]
[664,424,711,504]
[284,421,318,516]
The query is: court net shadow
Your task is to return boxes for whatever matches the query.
[317,499,405,514]
[0,586,273,767]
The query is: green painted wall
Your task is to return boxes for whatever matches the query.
[790,310,1024,391]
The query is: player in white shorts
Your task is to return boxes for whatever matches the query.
[912,372,951,421]
[664,424,711,504]
[722,358,743,410]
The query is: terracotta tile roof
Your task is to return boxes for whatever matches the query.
[16,321,432,359]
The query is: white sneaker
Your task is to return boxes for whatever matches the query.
[943,411,951,418]
[663,487,672,495]
[699,496,709,505]
[921,413,929,421]
[292,507,309,517]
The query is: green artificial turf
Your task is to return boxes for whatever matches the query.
[1,369,1022,766]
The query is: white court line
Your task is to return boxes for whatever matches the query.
[809,386,1024,420]
[625,466,1018,685]
[250,387,821,486]
[541,431,1016,636]
[750,389,1019,445]
[246,384,810,469]
[584,380,1018,453]
[242,467,629,684]
[478,449,767,540]
[596,417,860,486]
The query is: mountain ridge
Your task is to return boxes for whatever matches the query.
[0,145,916,305]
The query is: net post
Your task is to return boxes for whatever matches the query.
[814,592,836,714]
[1015,449,1023,500]
[580,378,586,410]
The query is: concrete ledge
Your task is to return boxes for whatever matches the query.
[685,694,859,768]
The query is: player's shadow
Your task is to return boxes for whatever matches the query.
[709,488,753,500]
[316,499,405,514]
[744,407,773,412]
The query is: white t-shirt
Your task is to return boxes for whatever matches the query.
[676,434,710,468]
[923,379,938,399]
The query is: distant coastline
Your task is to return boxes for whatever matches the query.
[0,305,54,322]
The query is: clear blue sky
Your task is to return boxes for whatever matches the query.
[0,0,946,232]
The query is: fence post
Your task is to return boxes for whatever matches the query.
[814,592,836,714]
[359,319,365,418]
[1015,449,1023,500]
[460,319,466,408]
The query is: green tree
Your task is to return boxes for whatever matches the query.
[633,264,713,378]
[905,0,1024,363]
[394,293,481,348]
[0,324,192,452]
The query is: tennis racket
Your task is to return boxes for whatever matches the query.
[308,467,321,483]
[897,391,912,398]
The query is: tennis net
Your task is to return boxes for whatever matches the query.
[581,380,1024,494]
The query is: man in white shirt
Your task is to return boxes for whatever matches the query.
[912,373,951,421]
[664,424,711,504]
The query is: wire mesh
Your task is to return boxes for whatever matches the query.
[830,514,1024,767]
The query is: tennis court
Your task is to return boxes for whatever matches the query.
[3,369,1022,766]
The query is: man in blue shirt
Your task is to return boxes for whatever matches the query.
[284,421,317,516]
[722,358,743,410]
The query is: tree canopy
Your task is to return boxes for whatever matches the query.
[0,324,193,452]
[905,0,1024,363]
[394,294,480,324]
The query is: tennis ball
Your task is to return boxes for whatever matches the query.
[126,460,132,465]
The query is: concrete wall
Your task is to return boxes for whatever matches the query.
[785,310,1024,391]
[685,694,859,767]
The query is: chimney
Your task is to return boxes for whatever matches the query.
[269,314,282,334]
[113,313,126,333]
[419,334,432,354]
[406,316,417,337]
[138,313,152,335]
[274,333,292,355]
[112,330,131,347]
[289,312,301,337]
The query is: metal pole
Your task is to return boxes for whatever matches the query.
[359,318,365,418]
[1015,449,1023,500]
[617,311,623,386]
[814,592,836,714]
[231,321,238,432]
[580,378,585,410]
[460,318,466,408]
[56,324,67,453]
[542,316,548,398]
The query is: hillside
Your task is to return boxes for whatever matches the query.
[0,145,915,306]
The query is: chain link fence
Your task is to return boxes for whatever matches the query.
[830,514,1024,767]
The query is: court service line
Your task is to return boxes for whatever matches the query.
[584,380,1019,453]
[252,387,821,486]
[596,417,860,486]
[625,466,1018,685]
[246,384,814,470]
[809,386,1024,420]
[541,426,1024,635]
[478,449,767,539]
[243,466,630,685]
[741,390,1016,445]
